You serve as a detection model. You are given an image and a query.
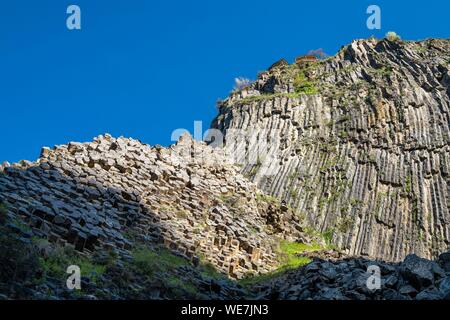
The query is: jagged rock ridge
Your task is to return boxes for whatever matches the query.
[0,133,313,280]
[211,38,450,261]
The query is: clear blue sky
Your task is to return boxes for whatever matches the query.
[0,0,448,163]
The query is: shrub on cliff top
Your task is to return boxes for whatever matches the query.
[386,31,401,42]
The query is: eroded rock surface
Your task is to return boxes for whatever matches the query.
[211,38,450,261]
[0,133,313,280]
[252,252,450,300]
[1,37,450,300]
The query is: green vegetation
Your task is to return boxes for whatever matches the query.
[278,241,320,268]
[288,171,300,182]
[289,187,299,201]
[175,209,189,219]
[244,157,262,178]
[132,246,189,276]
[337,215,354,233]
[322,228,335,247]
[371,65,393,77]
[235,63,319,106]
[198,262,224,280]
[239,240,325,286]
[39,246,107,284]
[405,174,412,194]
[385,31,401,42]
[166,275,198,296]
[293,70,318,95]
[255,193,278,205]
[131,246,232,298]
[0,209,43,295]
[131,246,202,297]
[350,198,363,207]
[413,45,428,54]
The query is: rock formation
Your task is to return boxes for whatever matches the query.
[1,133,326,281]
[211,38,450,262]
[1,37,450,300]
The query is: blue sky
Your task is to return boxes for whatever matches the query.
[0,0,448,163]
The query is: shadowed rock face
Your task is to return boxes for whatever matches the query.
[252,252,450,300]
[211,38,450,261]
[0,133,313,280]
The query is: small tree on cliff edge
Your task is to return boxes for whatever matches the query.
[386,31,401,42]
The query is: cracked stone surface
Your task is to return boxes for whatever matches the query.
[211,38,450,261]
[0,133,316,279]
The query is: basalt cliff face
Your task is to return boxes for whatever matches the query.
[211,38,450,262]
[1,38,450,300]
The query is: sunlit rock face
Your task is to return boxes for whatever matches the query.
[211,38,450,261]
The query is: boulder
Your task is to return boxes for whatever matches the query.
[438,251,450,273]
[438,277,450,299]
[415,287,443,300]
[400,254,436,290]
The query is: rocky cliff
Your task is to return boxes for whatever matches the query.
[1,37,450,300]
[0,133,319,280]
[211,38,450,262]
[2,132,450,300]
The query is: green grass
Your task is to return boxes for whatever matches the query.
[293,71,318,94]
[198,262,225,280]
[239,241,324,286]
[278,241,323,269]
[279,241,323,255]
[371,65,393,77]
[322,228,335,247]
[166,275,198,295]
[40,247,106,283]
[132,246,189,276]
[255,193,279,205]
[131,246,232,298]
[235,69,320,106]
[175,209,189,219]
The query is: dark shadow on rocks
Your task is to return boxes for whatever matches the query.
[0,163,162,255]
[0,161,248,299]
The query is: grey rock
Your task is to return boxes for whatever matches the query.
[400,254,435,290]
[399,285,418,295]
[415,287,443,300]
[438,251,450,273]
[438,277,450,299]
[211,38,450,263]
